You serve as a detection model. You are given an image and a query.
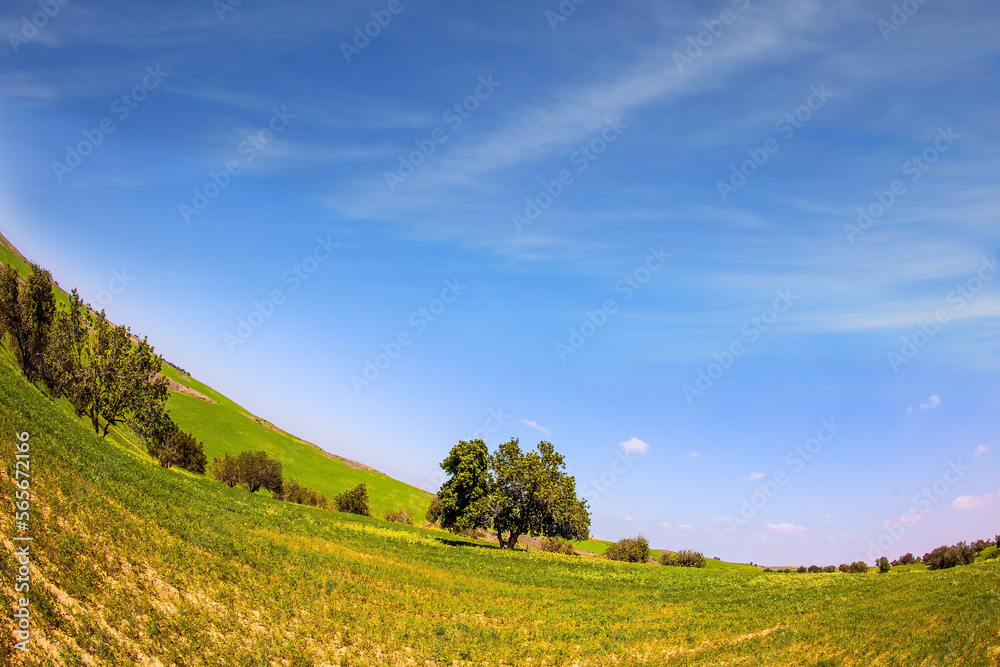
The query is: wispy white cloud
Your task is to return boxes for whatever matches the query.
[920,395,941,411]
[765,522,806,532]
[952,489,999,510]
[521,419,551,437]
[744,472,765,481]
[974,444,988,457]
[619,437,649,454]
[688,451,700,458]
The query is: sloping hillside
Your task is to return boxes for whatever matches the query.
[0,234,432,522]
[159,363,432,521]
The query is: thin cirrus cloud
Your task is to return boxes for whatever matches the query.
[974,445,988,456]
[744,472,765,481]
[521,419,551,437]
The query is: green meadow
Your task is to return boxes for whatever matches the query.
[2,357,999,666]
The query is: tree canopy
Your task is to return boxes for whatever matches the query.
[0,263,56,381]
[434,438,590,550]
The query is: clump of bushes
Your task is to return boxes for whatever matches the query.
[877,557,891,573]
[541,537,577,555]
[605,535,649,563]
[147,421,207,474]
[891,553,917,566]
[282,478,328,508]
[212,450,283,495]
[823,565,836,573]
[661,550,706,568]
[335,483,371,516]
[985,549,999,561]
[384,508,412,524]
[922,542,976,570]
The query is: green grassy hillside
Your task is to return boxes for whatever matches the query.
[158,364,432,522]
[0,238,432,523]
[2,358,999,666]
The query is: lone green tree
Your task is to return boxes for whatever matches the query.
[0,263,56,381]
[434,438,590,550]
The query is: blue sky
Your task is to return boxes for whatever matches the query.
[2,0,998,565]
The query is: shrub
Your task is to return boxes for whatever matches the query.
[878,557,891,573]
[210,450,282,494]
[335,483,371,516]
[807,565,822,573]
[985,549,999,561]
[541,537,577,555]
[605,535,650,563]
[212,454,239,487]
[892,553,915,566]
[838,564,848,573]
[303,488,328,508]
[823,565,836,573]
[425,495,442,524]
[384,508,413,524]
[238,450,283,494]
[280,479,328,508]
[847,561,868,574]
[660,550,706,568]
[796,566,807,574]
[147,422,207,474]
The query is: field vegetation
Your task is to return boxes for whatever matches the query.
[2,357,1000,665]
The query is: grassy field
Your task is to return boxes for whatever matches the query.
[2,358,999,666]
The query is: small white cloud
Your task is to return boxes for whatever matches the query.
[744,472,765,481]
[906,406,914,414]
[677,524,694,531]
[824,514,834,525]
[974,444,988,456]
[920,395,941,411]
[660,521,671,529]
[688,451,699,458]
[624,516,634,522]
[765,522,806,532]
[713,516,731,524]
[521,419,551,436]
[952,489,999,510]
[619,437,650,454]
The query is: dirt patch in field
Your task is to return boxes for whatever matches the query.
[164,376,215,403]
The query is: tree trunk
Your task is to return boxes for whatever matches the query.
[497,529,506,549]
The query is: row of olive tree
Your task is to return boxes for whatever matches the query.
[428,438,590,549]
[0,264,206,473]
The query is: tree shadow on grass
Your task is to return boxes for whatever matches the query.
[434,537,501,550]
